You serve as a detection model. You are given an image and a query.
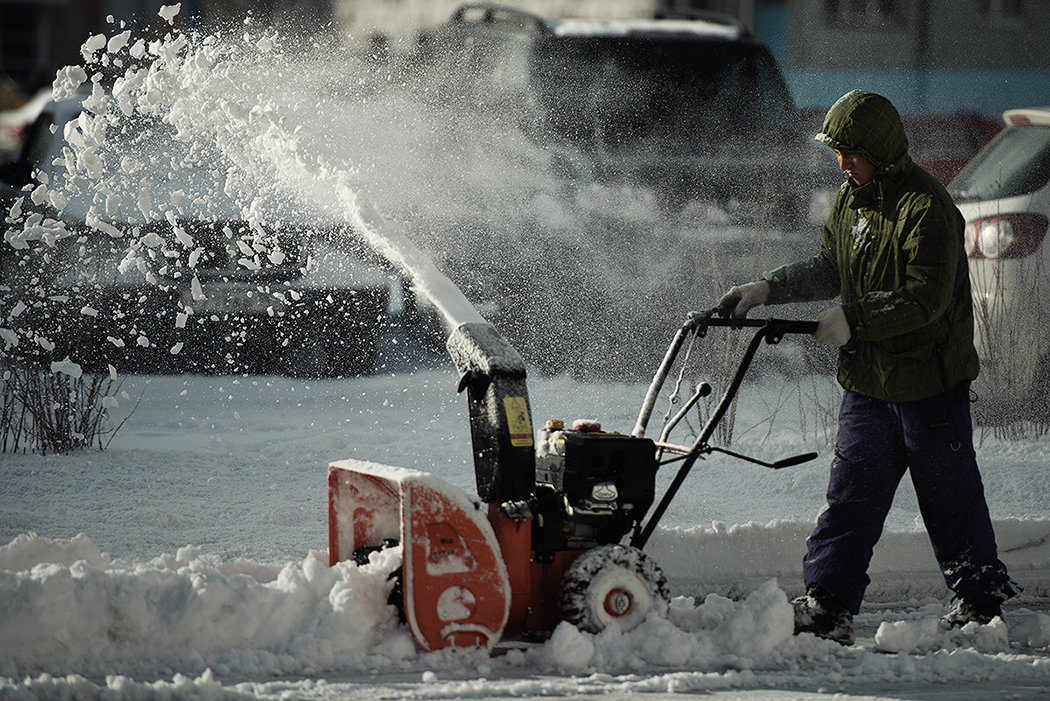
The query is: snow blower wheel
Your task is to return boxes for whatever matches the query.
[559,544,670,633]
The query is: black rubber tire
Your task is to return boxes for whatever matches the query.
[559,544,670,633]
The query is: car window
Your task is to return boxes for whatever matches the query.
[950,125,1050,201]
[530,37,793,149]
[428,29,532,108]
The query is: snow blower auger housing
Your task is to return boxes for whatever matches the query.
[328,307,819,652]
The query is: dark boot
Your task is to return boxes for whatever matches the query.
[793,584,855,645]
[941,595,1003,629]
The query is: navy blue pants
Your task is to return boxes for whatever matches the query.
[803,382,1019,614]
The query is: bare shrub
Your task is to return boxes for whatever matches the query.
[969,253,1050,441]
[0,359,139,455]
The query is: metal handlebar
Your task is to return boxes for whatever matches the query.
[630,308,819,550]
[632,308,817,439]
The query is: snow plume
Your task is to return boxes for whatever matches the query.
[3,4,805,378]
[4,10,416,375]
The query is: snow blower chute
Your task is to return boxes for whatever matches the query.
[329,283,819,651]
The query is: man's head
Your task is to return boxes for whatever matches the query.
[816,90,908,183]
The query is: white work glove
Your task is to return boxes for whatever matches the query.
[718,281,770,319]
[813,305,852,348]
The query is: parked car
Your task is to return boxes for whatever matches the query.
[401,4,833,377]
[421,3,831,227]
[948,106,1050,422]
[1,96,396,377]
[901,112,1000,186]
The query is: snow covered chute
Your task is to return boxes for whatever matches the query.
[328,459,511,652]
[446,322,535,503]
[352,200,537,504]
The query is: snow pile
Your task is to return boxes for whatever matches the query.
[0,533,410,680]
[3,362,1050,697]
[3,532,1049,699]
[873,604,1050,655]
[537,580,792,676]
[1,365,1049,698]
[874,614,1007,654]
[0,532,792,681]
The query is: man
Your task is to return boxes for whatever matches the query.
[720,90,1020,646]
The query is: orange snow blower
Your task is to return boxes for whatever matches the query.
[328,307,818,652]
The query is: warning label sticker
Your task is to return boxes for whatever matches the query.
[503,396,534,447]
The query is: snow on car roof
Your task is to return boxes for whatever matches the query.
[547,17,743,40]
[1003,106,1050,126]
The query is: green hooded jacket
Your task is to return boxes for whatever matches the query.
[762,90,979,402]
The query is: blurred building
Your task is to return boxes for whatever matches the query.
[660,0,1050,113]
[788,0,1050,113]
[3,0,1049,114]
[331,0,1050,114]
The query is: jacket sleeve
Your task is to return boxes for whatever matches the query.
[842,193,961,341]
[761,225,841,305]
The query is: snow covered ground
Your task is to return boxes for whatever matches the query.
[2,365,1050,700]
[2,5,1050,699]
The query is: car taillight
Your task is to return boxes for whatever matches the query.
[965,213,1049,259]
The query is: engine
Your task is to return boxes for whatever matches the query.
[530,420,657,559]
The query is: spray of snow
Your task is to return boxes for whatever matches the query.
[3,1,807,379]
